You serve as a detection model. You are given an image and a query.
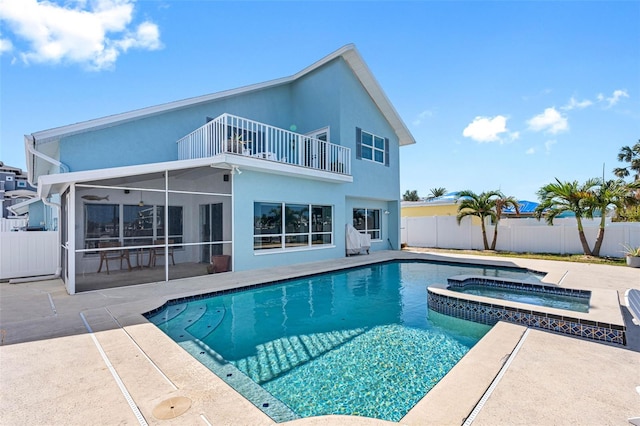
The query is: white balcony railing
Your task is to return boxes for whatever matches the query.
[177,114,351,175]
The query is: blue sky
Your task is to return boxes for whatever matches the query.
[1,1,638,201]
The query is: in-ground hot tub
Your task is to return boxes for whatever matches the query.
[447,275,590,313]
[427,275,626,346]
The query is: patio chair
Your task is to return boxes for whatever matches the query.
[97,241,132,274]
[150,239,175,267]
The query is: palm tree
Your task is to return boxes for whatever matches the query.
[613,140,640,181]
[490,194,520,250]
[534,178,599,256]
[455,190,501,250]
[613,140,640,219]
[403,190,419,201]
[588,179,640,256]
[427,187,447,200]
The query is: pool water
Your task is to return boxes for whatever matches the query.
[147,260,542,422]
[450,285,589,313]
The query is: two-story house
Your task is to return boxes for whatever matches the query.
[25,44,415,294]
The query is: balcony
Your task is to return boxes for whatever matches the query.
[177,114,351,175]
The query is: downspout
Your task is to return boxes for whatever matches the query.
[26,133,65,227]
[19,135,66,282]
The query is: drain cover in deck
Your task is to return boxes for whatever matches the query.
[152,396,192,420]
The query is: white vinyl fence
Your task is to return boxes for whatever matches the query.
[0,231,59,280]
[401,216,640,258]
[0,218,28,232]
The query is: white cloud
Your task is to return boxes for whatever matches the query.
[605,89,629,107]
[527,107,568,134]
[412,109,434,126]
[0,0,162,70]
[544,139,557,153]
[509,131,520,141]
[525,147,535,155]
[562,96,593,111]
[462,115,509,143]
[0,37,13,53]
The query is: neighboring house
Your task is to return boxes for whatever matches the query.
[0,162,44,226]
[502,200,539,218]
[401,192,537,221]
[25,44,415,294]
[401,192,460,218]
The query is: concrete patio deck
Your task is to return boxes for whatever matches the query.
[1,250,639,425]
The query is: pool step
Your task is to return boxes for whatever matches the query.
[146,303,187,325]
[186,305,225,340]
[233,328,366,385]
[148,303,209,342]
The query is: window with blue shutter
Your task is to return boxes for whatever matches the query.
[357,128,388,165]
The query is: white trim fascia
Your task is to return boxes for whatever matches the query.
[29,44,415,147]
[38,155,352,198]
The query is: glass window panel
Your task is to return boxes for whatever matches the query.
[353,208,366,231]
[254,202,282,235]
[123,205,153,246]
[374,136,385,149]
[311,205,332,232]
[361,131,373,147]
[367,209,380,230]
[85,204,119,249]
[312,234,332,245]
[285,235,309,247]
[361,146,373,160]
[254,236,282,250]
[285,204,309,234]
[374,150,384,163]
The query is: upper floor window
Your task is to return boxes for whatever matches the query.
[356,128,389,166]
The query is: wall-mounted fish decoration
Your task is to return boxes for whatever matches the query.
[81,195,109,201]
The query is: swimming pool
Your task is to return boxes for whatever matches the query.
[146,260,543,422]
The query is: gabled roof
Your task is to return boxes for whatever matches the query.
[28,44,416,147]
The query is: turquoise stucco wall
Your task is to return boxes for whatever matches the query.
[60,85,294,172]
[232,170,347,271]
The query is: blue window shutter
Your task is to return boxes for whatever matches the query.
[356,127,362,159]
[384,137,389,166]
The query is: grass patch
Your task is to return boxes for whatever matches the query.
[404,247,627,266]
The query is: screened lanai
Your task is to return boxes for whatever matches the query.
[46,161,234,293]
